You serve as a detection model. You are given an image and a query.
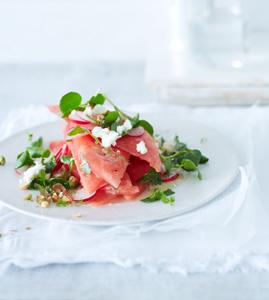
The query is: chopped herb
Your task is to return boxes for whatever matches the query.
[140,168,162,185]
[141,188,175,205]
[0,155,6,166]
[56,199,70,207]
[60,92,82,117]
[44,156,56,173]
[60,155,75,171]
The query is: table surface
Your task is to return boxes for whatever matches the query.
[0,62,267,300]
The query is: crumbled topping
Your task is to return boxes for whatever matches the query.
[136,141,148,155]
[92,126,119,148]
[116,119,132,135]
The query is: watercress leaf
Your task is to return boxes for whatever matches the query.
[130,113,140,127]
[67,126,86,136]
[89,93,106,105]
[183,149,201,165]
[138,120,154,136]
[181,159,197,171]
[140,168,162,185]
[41,149,51,158]
[104,111,119,127]
[16,150,33,169]
[44,156,56,173]
[174,136,187,151]
[200,154,209,164]
[60,92,82,117]
[163,189,175,196]
[141,188,175,205]
[31,137,43,148]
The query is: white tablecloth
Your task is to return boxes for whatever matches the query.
[1,104,269,274]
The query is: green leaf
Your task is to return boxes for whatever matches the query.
[200,155,209,164]
[174,136,187,151]
[141,188,175,205]
[163,189,175,196]
[181,159,197,171]
[67,126,86,136]
[31,137,43,148]
[60,92,82,117]
[16,150,33,169]
[138,120,154,136]
[130,113,140,127]
[56,199,70,207]
[44,156,56,173]
[140,168,162,185]
[60,155,75,172]
[183,149,201,166]
[88,93,106,106]
[104,111,119,127]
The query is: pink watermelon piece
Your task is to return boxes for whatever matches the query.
[116,131,162,172]
[87,173,145,206]
[69,135,128,188]
[126,156,151,183]
[68,139,106,194]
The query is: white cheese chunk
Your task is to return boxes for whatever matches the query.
[136,141,148,155]
[19,160,45,188]
[116,119,132,135]
[92,126,119,148]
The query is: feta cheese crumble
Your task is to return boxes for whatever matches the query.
[80,158,92,175]
[116,119,132,135]
[136,141,148,155]
[92,126,119,148]
[19,160,45,188]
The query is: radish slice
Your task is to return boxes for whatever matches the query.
[161,173,180,183]
[48,104,61,116]
[68,111,91,125]
[128,126,144,137]
[71,188,96,201]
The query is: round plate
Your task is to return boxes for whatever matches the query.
[0,117,238,225]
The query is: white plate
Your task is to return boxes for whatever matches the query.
[0,116,238,225]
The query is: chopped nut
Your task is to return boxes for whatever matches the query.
[52,183,66,193]
[58,191,64,198]
[36,194,46,203]
[24,193,33,201]
[62,195,71,202]
[73,212,82,218]
[0,155,6,166]
[52,193,58,202]
[40,200,50,208]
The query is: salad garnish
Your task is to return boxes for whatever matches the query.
[0,155,6,166]
[15,91,209,207]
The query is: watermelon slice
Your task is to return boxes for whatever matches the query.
[68,139,106,194]
[116,131,162,172]
[87,173,145,205]
[126,156,151,183]
[69,135,128,188]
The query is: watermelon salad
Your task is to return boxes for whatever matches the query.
[15,92,209,208]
